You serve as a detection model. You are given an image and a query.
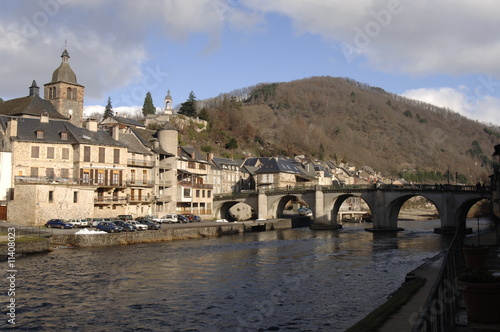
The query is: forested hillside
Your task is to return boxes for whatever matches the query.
[176,76,500,184]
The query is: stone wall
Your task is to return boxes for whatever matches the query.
[0,238,51,259]
[50,224,245,247]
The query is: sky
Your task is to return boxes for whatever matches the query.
[1,0,500,125]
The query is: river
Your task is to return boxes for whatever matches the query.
[11,219,482,331]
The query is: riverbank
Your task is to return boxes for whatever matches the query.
[0,217,311,254]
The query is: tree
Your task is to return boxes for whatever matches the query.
[179,91,197,117]
[142,92,156,117]
[103,97,114,119]
[0,97,3,102]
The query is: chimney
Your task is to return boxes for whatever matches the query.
[85,118,98,132]
[8,118,18,137]
[112,125,120,140]
[40,112,49,123]
[29,80,39,97]
[207,152,213,162]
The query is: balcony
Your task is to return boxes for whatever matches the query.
[94,196,127,205]
[126,180,154,188]
[178,182,213,189]
[128,159,154,168]
[15,176,126,188]
[128,196,155,204]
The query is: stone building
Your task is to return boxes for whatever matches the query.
[100,116,178,216]
[177,146,213,218]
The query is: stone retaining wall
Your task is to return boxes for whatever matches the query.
[0,238,51,259]
[50,224,245,247]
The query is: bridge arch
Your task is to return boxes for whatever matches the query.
[267,194,315,218]
[323,193,370,224]
[384,194,441,229]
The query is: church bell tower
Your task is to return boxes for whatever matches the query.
[44,49,85,127]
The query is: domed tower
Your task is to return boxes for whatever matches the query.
[44,49,85,127]
[164,89,173,115]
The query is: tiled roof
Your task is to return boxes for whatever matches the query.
[119,132,151,155]
[255,157,304,174]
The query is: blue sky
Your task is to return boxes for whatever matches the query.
[1,0,500,125]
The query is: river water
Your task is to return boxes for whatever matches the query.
[11,219,474,331]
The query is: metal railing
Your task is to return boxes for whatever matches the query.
[411,221,465,331]
[127,159,155,168]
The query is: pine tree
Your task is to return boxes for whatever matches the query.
[179,91,197,117]
[142,92,156,117]
[103,97,114,119]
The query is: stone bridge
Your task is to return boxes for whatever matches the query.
[213,184,492,231]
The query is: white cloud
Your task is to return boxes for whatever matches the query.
[402,87,500,126]
[242,0,500,77]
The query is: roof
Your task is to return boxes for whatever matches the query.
[5,115,125,147]
[255,157,304,175]
[242,157,270,167]
[179,146,207,162]
[118,132,151,155]
[101,115,145,128]
[211,157,240,169]
[0,95,68,120]
[49,49,78,84]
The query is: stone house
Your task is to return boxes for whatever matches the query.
[254,157,314,190]
[177,146,213,217]
[208,154,240,194]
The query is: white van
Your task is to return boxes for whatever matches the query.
[162,214,180,223]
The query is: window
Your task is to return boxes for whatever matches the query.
[84,146,91,162]
[46,168,54,179]
[97,171,104,185]
[184,188,191,198]
[207,190,211,198]
[61,132,68,140]
[61,168,69,179]
[62,148,69,160]
[47,147,54,159]
[196,190,200,198]
[188,161,195,169]
[48,191,54,203]
[142,170,147,184]
[73,191,78,203]
[82,171,90,184]
[31,146,40,158]
[36,130,43,139]
[130,189,135,200]
[130,170,136,184]
[99,147,105,163]
[113,149,120,164]
[30,167,38,177]
[202,190,205,198]
[112,172,119,185]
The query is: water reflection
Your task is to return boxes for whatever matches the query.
[15,220,460,331]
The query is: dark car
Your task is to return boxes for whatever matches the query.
[113,220,136,232]
[177,215,189,223]
[96,222,123,233]
[183,214,201,222]
[140,220,161,230]
[45,219,74,229]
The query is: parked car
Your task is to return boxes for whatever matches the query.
[183,214,201,222]
[139,215,165,224]
[140,220,161,230]
[117,214,134,221]
[161,214,180,223]
[45,219,74,229]
[113,220,136,232]
[95,222,123,233]
[126,220,148,231]
[66,218,89,228]
[89,218,112,227]
[177,215,189,223]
